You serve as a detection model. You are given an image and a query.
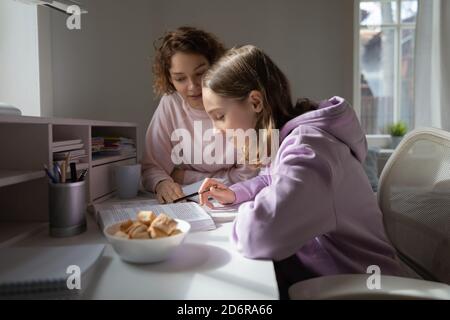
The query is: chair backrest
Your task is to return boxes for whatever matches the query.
[378,128,450,284]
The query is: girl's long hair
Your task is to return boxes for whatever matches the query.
[202,45,318,164]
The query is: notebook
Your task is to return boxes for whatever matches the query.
[0,244,105,299]
[203,202,240,223]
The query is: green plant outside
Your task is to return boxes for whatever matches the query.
[388,121,408,137]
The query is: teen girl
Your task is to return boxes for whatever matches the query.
[142,27,258,203]
[198,45,404,297]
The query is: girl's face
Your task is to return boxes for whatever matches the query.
[169,52,209,109]
[202,87,263,132]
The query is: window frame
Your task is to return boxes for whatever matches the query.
[354,0,417,135]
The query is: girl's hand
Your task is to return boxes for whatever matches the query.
[199,178,236,208]
[155,179,185,204]
[170,167,185,184]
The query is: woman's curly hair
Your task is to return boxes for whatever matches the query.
[152,26,226,97]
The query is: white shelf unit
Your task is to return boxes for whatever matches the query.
[0,169,45,188]
[0,115,138,245]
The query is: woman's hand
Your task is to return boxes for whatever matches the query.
[155,179,185,204]
[199,178,236,208]
[170,167,185,184]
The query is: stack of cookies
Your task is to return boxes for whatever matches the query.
[114,211,182,239]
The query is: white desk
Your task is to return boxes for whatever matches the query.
[13,215,279,300]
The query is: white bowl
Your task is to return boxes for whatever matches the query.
[104,219,191,264]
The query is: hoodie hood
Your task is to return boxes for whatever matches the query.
[279,96,367,163]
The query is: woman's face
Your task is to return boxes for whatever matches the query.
[169,52,209,109]
[202,87,262,133]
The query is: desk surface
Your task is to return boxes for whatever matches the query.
[13,215,279,300]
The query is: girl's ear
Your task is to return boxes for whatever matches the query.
[248,90,263,113]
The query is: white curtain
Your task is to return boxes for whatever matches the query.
[414,0,450,130]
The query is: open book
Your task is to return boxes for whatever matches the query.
[94,180,239,232]
[95,199,217,232]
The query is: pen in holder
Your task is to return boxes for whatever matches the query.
[48,179,87,237]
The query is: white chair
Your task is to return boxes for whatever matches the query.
[289,128,450,299]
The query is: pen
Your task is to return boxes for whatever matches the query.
[78,169,88,181]
[70,162,77,182]
[43,164,58,183]
[61,152,70,183]
[53,163,61,183]
[173,186,217,203]
[61,161,66,183]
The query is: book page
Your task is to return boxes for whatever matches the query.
[97,200,216,232]
[149,202,208,221]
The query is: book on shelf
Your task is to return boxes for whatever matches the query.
[52,143,84,153]
[92,137,104,153]
[102,136,134,144]
[93,146,136,155]
[51,139,82,148]
[53,149,87,161]
[91,136,136,157]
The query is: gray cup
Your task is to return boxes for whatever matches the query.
[115,163,141,199]
[49,180,87,237]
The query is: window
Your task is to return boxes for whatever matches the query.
[355,0,418,134]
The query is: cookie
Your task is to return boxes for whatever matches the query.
[130,231,150,239]
[119,219,133,232]
[137,211,157,226]
[148,226,169,239]
[150,213,177,235]
[128,223,147,238]
[125,222,143,234]
[115,213,179,240]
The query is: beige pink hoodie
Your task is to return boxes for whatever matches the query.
[142,92,259,192]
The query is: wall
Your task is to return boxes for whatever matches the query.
[45,0,354,158]
[0,0,40,116]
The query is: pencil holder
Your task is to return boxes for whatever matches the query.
[48,180,87,237]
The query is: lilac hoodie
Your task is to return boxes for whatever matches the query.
[229,96,404,278]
